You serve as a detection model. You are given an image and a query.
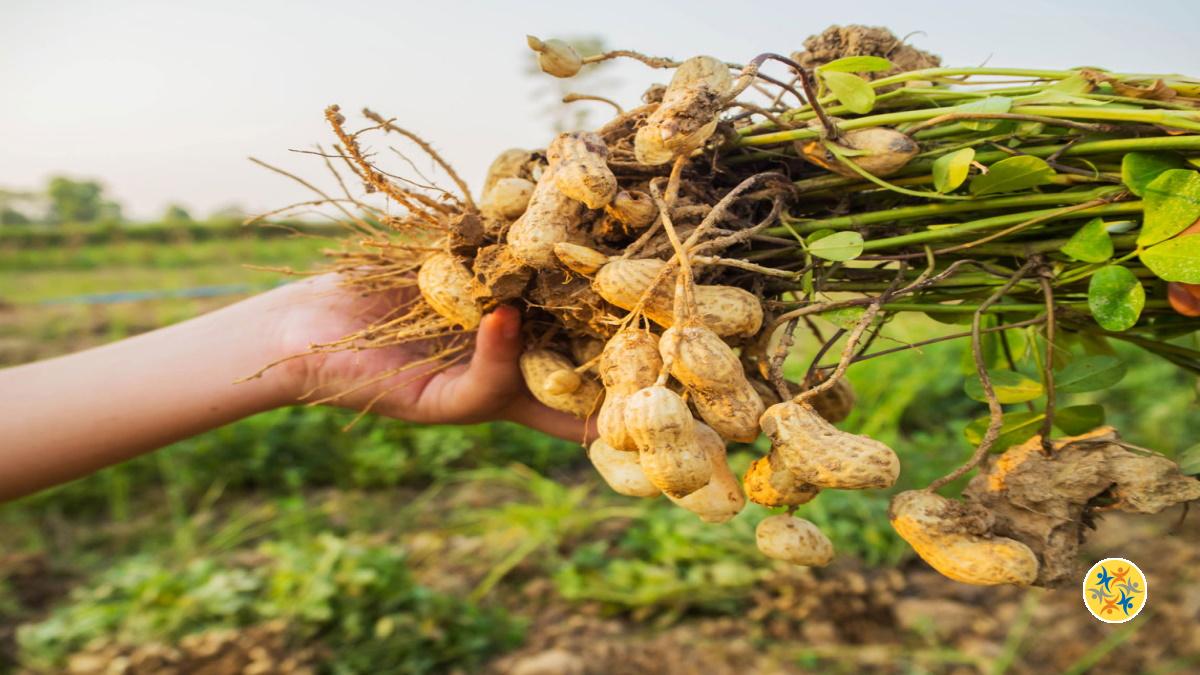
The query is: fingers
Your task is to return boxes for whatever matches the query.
[504,395,598,444]
[423,306,524,417]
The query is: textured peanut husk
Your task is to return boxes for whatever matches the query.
[963,427,1200,587]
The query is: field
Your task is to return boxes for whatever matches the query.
[2,230,1199,674]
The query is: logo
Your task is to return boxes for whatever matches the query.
[1083,557,1147,623]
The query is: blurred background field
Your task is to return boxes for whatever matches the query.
[2,222,1199,674]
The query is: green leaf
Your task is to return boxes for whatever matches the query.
[932,148,975,193]
[1087,265,1145,332]
[805,228,836,244]
[1061,218,1114,263]
[1054,355,1127,393]
[1121,152,1184,197]
[1141,234,1200,282]
[955,96,1014,131]
[821,71,876,114]
[964,369,1044,404]
[808,231,864,261]
[1137,169,1200,246]
[820,306,866,331]
[964,411,1045,453]
[969,156,1055,195]
[1178,444,1200,475]
[817,56,893,73]
[1054,404,1105,435]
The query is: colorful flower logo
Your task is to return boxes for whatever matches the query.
[1083,558,1147,623]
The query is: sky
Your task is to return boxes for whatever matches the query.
[2,0,1198,220]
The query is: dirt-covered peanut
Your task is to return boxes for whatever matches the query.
[623,385,711,497]
[743,455,819,507]
[804,372,856,424]
[554,243,609,276]
[593,258,763,337]
[760,401,899,490]
[755,515,834,567]
[526,36,583,78]
[797,125,919,178]
[598,330,661,452]
[635,56,733,165]
[668,424,745,523]
[481,177,535,220]
[417,252,482,329]
[604,189,658,230]
[588,438,660,498]
[507,167,583,268]
[889,491,1038,586]
[520,349,603,419]
[549,132,618,209]
[569,336,604,374]
[482,148,536,196]
[660,323,764,443]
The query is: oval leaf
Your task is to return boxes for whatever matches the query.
[1088,265,1145,332]
[1178,444,1200,476]
[956,96,1014,131]
[809,230,864,261]
[969,155,1055,195]
[964,410,1044,453]
[1141,234,1200,283]
[964,369,1044,404]
[1054,404,1106,435]
[932,148,975,193]
[1055,355,1127,393]
[821,71,876,114]
[1061,218,1114,263]
[1121,152,1184,197]
[818,56,894,73]
[1137,169,1200,246]
[820,306,867,331]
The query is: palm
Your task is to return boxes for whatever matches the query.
[273,274,590,441]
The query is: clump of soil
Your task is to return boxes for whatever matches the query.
[964,427,1200,586]
[791,25,941,79]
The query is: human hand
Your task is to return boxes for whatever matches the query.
[268,273,593,442]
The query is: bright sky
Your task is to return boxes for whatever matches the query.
[3,0,1198,220]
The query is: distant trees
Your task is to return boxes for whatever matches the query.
[162,203,193,225]
[0,177,123,226]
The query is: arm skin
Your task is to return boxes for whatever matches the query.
[0,273,592,502]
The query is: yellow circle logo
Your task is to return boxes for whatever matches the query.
[1083,558,1147,623]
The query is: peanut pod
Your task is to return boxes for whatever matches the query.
[417,252,482,329]
[623,385,711,497]
[743,455,819,507]
[759,401,899,490]
[796,124,919,178]
[588,438,660,498]
[526,36,582,78]
[604,189,658,230]
[519,349,603,419]
[593,257,763,337]
[506,166,584,268]
[660,322,765,443]
[481,148,536,196]
[597,330,662,452]
[635,56,732,165]
[755,515,834,567]
[667,423,745,523]
[549,131,618,209]
[889,490,1038,586]
[481,177,535,221]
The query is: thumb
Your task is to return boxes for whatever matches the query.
[431,305,525,417]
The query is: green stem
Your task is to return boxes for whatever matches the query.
[780,187,1120,233]
[859,202,1143,252]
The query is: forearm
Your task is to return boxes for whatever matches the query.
[0,287,299,501]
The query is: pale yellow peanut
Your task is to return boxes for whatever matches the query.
[519,349,603,419]
[660,323,764,443]
[743,455,819,507]
[667,423,745,523]
[588,438,660,498]
[417,252,482,329]
[890,491,1038,586]
[597,331,661,452]
[593,258,762,337]
[796,125,919,178]
[549,132,618,209]
[526,36,583,78]
[755,515,834,566]
[623,385,711,497]
[481,177,535,220]
[507,166,583,269]
[635,56,732,165]
[554,242,610,276]
[759,401,899,490]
